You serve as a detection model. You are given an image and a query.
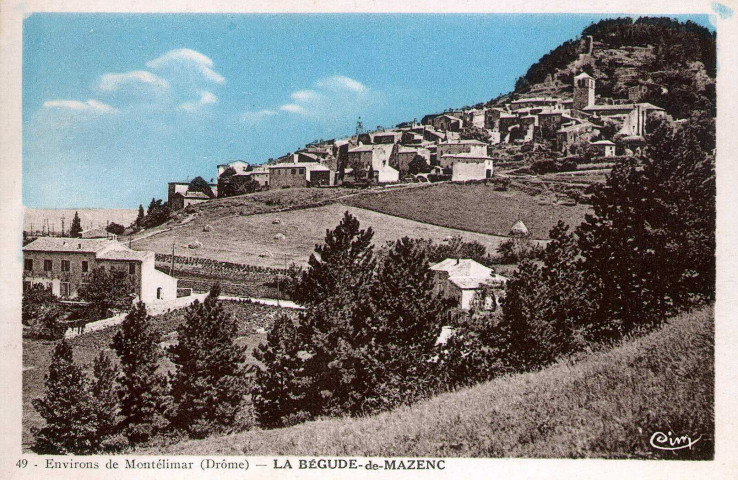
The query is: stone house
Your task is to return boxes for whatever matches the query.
[431,114,464,132]
[437,139,487,160]
[169,191,211,211]
[23,237,177,304]
[268,164,308,189]
[590,139,616,157]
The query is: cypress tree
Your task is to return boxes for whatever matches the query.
[69,211,82,238]
[111,302,169,444]
[168,284,249,438]
[136,204,145,227]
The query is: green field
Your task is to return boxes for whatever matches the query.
[149,306,713,459]
[342,183,592,239]
[22,300,293,451]
[134,204,510,269]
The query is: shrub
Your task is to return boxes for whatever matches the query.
[78,267,134,319]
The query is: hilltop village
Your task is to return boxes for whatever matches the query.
[167,37,671,210]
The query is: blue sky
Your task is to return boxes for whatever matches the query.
[23,13,713,208]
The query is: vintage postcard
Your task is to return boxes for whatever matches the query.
[1,0,736,478]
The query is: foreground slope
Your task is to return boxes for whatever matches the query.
[151,306,713,458]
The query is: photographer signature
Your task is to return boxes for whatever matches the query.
[650,430,701,451]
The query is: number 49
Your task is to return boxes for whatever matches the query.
[16,459,28,468]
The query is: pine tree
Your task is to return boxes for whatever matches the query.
[32,341,98,454]
[294,212,377,417]
[501,221,594,369]
[577,119,715,334]
[136,204,145,227]
[111,302,169,444]
[69,211,82,238]
[168,284,249,438]
[252,315,304,428]
[89,351,122,451]
[365,237,445,409]
[292,211,376,306]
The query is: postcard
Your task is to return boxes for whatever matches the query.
[1,1,736,478]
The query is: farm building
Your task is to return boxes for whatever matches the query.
[430,258,508,311]
[443,154,494,181]
[169,191,211,211]
[590,139,616,157]
[23,237,177,303]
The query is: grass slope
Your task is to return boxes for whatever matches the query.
[343,183,592,239]
[135,204,509,269]
[152,306,713,459]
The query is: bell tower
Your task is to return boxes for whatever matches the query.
[573,71,595,110]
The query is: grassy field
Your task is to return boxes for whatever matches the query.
[22,300,293,451]
[166,187,360,224]
[342,182,592,239]
[150,306,714,459]
[135,204,510,269]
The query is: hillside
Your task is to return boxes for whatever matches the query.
[148,306,713,459]
[509,17,715,119]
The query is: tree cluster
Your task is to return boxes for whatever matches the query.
[137,199,172,229]
[253,213,452,426]
[33,286,250,453]
[499,116,715,370]
[218,167,261,198]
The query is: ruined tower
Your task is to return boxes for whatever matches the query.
[573,71,595,110]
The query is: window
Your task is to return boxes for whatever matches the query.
[129,263,136,275]
[24,259,32,271]
[157,287,162,300]
[81,261,88,273]
[60,282,70,297]
[44,260,52,272]
[291,168,296,175]
[61,260,70,272]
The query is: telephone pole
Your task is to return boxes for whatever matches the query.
[170,241,175,276]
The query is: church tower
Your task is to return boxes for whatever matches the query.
[573,71,595,110]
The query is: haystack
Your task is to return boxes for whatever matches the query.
[509,220,530,238]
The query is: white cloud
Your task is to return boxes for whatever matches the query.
[315,75,367,93]
[240,75,374,124]
[97,70,169,91]
[279,103,307,115]
[146,48,225,84]
[43,99,118,113]
[290,89,323,102]
[178,90,218,112]
[240,109,277,124]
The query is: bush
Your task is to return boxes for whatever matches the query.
[496,237,542,264]
[106,223,126,236]
[78,267,134,319]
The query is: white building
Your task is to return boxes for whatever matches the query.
[430,258,508,311]
[23,237,178,304]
